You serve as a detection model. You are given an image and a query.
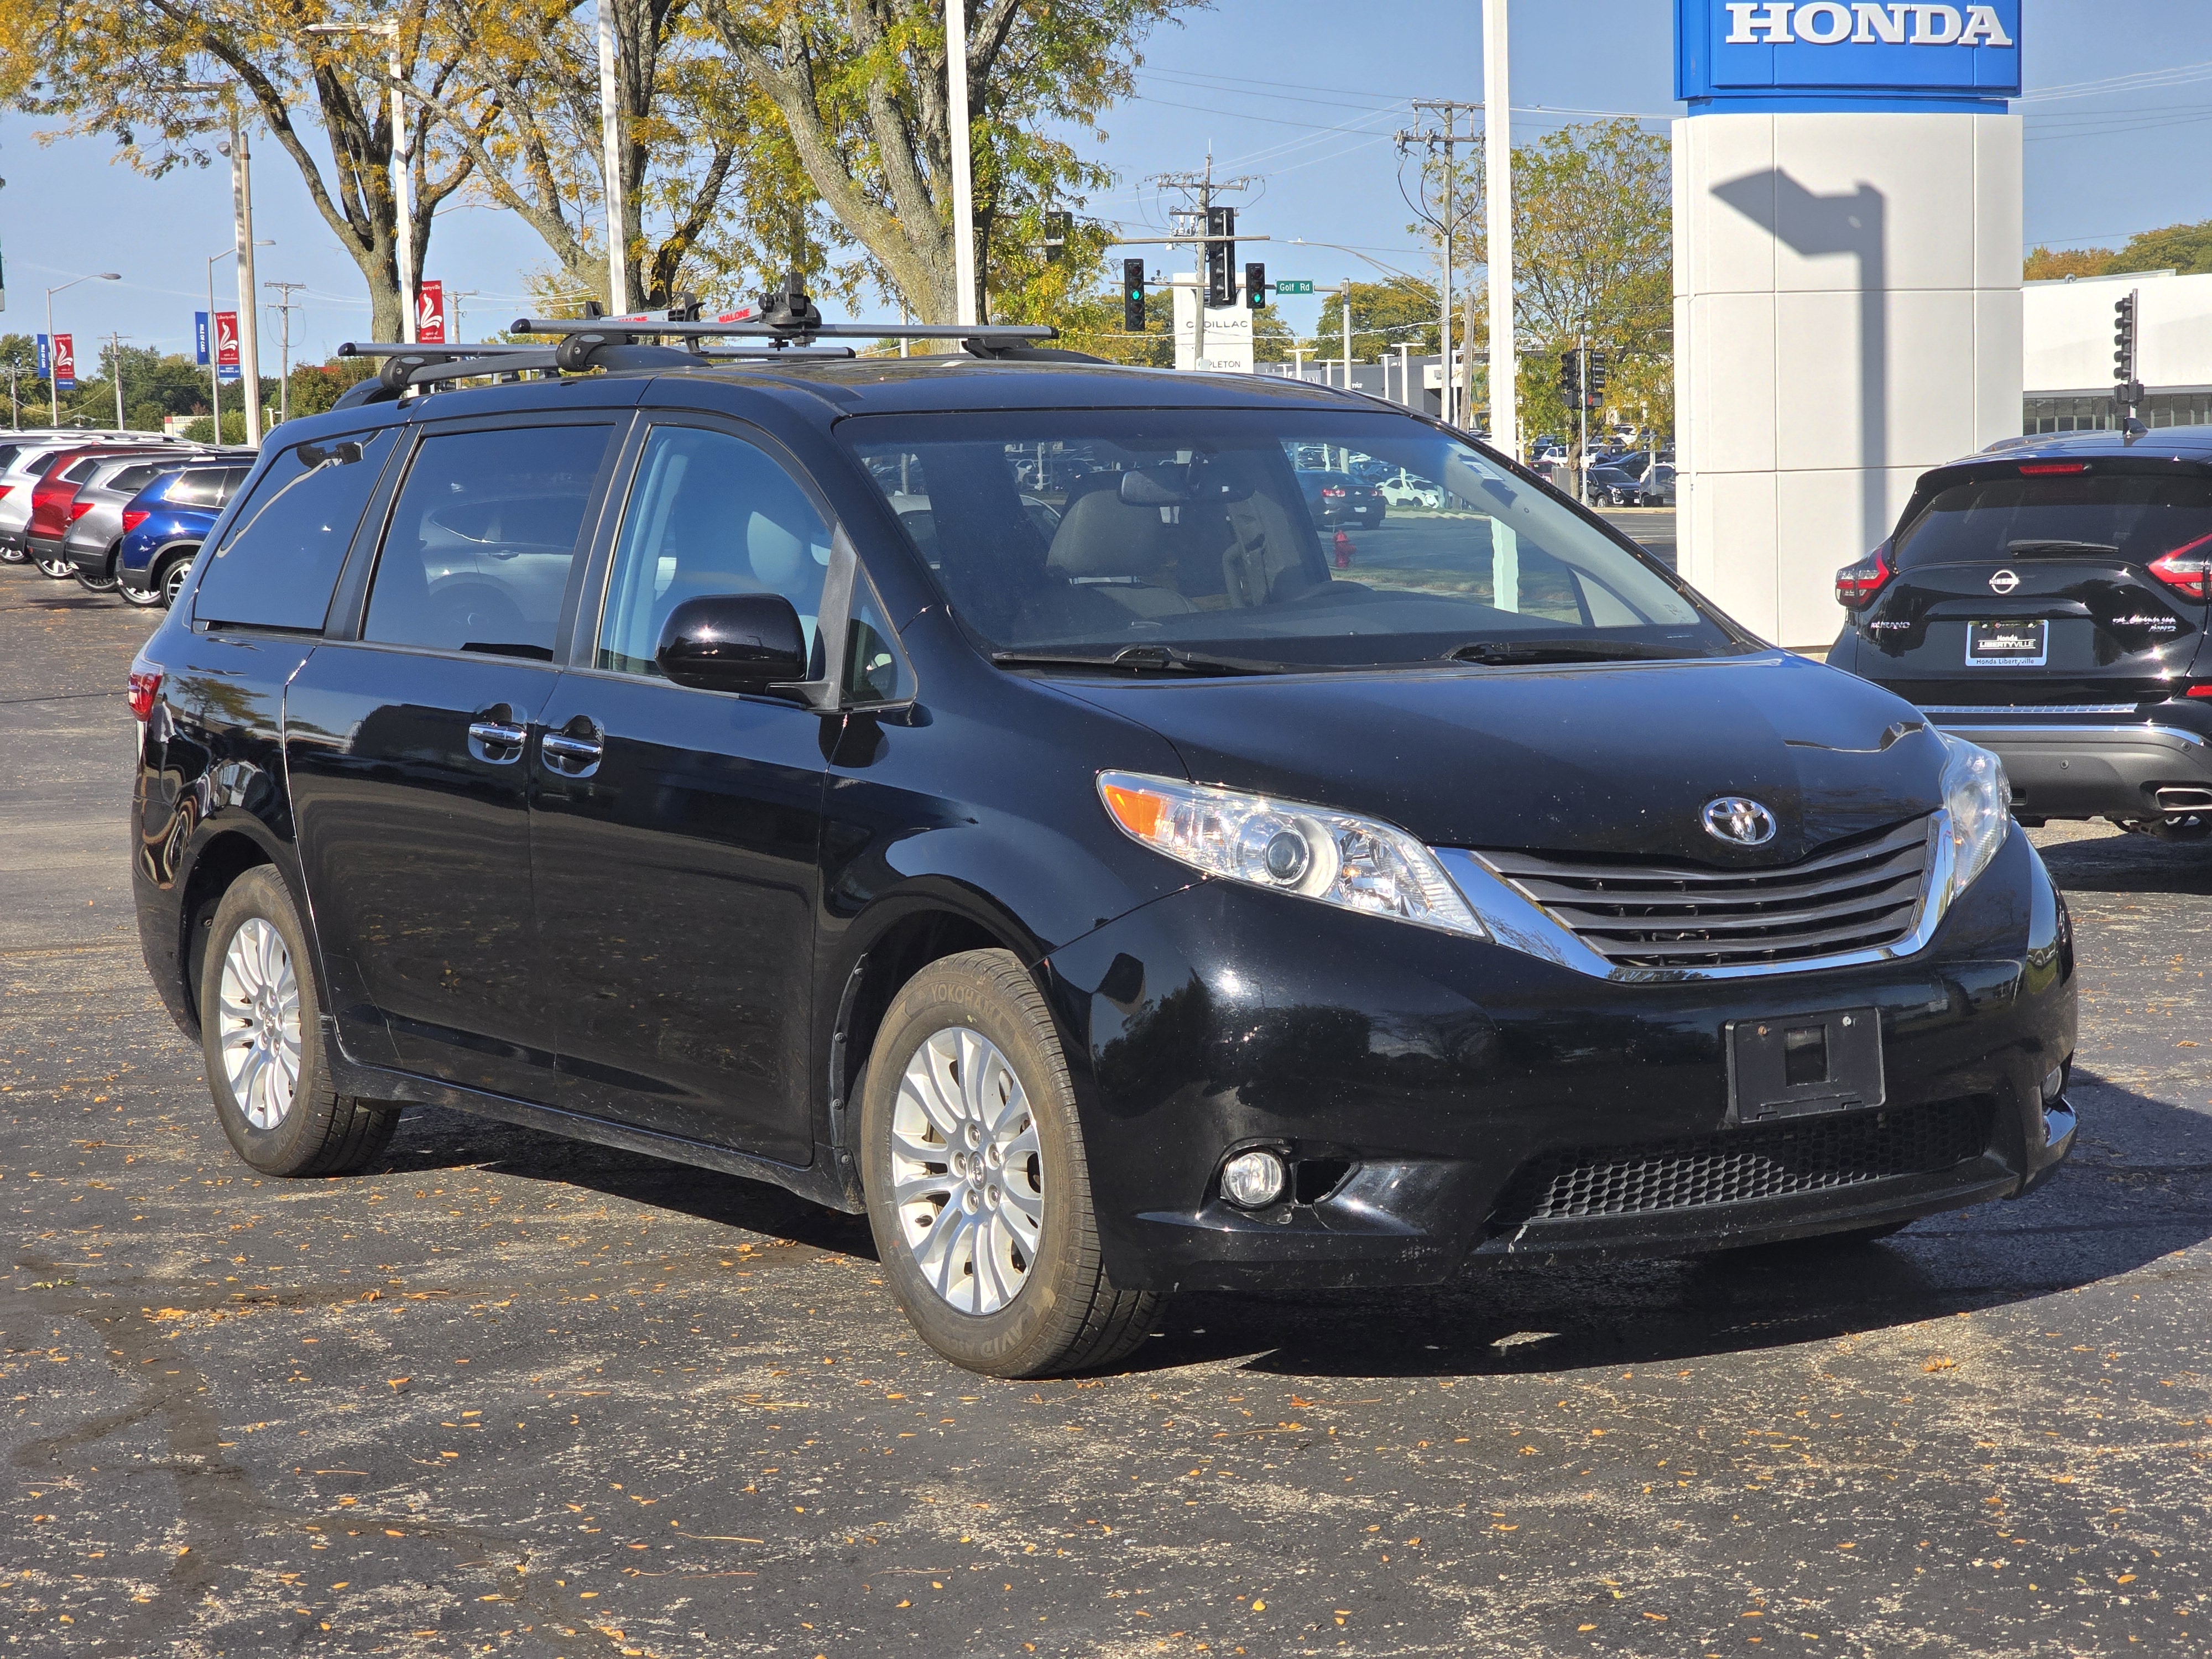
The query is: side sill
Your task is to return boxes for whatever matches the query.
[325,1037,858,1214]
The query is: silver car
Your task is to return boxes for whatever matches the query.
[0,434,185,564]
[62,452,222,597]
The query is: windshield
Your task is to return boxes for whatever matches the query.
[1896,472,2212,568]
[844,410,1733,670]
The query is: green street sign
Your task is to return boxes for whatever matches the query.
[1274,279,1315,295]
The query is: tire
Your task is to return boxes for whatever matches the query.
[859,949,1161,1378]
[74,567,119,594]
[199,867,400,1177]
[0,544,24,565]
[119,578,164,608]
[33,550,74,578]
[157,550,197,608]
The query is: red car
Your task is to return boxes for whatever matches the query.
[26,446,163,577]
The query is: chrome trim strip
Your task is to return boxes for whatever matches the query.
[1916,703,2136,716]
[1433,815,1967,984]
[1924,721,2206,748]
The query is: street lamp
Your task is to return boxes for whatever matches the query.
[44,273,119,424]
[946,1,977,327]
[306,20,415,343]
[178,81,270,444]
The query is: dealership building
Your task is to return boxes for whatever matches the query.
[2024,268,2212,434]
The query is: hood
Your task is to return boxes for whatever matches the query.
[1061,651,1944,864]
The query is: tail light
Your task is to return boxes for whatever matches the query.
[122,509,150,534]
[127,659,163,722]
[70,500,97,521]
[1321,486,1345,499]
[2018,461,2088,476]
[1835,541,1894,609]
[2148,533,2212,602]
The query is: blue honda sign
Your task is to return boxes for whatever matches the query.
[1677,1,2020,111]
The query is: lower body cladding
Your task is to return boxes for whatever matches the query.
[1041,830,2075,1295]
[1927,715,2212,823]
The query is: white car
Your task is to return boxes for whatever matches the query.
[1376,468,1444,508]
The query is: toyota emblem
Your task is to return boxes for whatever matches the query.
[1989,568,2021,594]
[1702,796,1778,847]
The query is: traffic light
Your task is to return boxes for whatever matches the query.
[1206,206,1236,307]
[2113,290,2143,406]
[1044,211,1071,264]
[1123,258,1146,332]
[1586,348,1610,407]
[1558,349,1582,402]
[1245,262,1266,311]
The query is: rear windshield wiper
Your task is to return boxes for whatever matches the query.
[2005,539,2120,556]
[1444,637,1697,666]
[989,644,1289,676]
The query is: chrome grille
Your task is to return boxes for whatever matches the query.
[1489,1098,1992,1227]
[1479,816,1933,971]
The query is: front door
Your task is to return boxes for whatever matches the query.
[531,420,836,1163]
[286,418,620,1100]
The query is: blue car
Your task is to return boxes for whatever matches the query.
[118,462,252,608]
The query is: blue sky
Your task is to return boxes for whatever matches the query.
[4,0,2206,367]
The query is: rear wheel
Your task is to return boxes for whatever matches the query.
[199,867,400,1177]
[74,566,119,594]
[0,544,24,564]
[859,949,1161,1378]
[33,550,74,578]
[158,551,196,608]
[119,579,164,608]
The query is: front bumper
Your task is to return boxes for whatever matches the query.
[1924,713,2212,821]
[1041,829,2075,1293]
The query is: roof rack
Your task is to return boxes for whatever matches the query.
[331,271,1088,406]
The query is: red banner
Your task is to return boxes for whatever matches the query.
[417,280,446,343]
[215,311,240,382]
[52,333,76,392]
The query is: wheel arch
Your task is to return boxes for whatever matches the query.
[173,824,314,1036]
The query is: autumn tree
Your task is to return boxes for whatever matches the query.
[0,1,485,343]
[2023,244,2112,281]
[1313,279,1443,365]
[695,0,1190,324]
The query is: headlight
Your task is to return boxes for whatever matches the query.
[1937,731,2010,902]
[1098,770,1487,940]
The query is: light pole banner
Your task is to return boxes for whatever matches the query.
[53,333,75,392]
[215,311,241,383]
[35,333,49,376]
[417,280,446,344]
[195,312,210,368]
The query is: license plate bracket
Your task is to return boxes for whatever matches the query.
[1965,619,2048,667]
[1725,1008,1885,1126]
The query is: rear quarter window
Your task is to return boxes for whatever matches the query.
[1896,472,2212,568]
[192,430,399,632]
[166,471,224,508]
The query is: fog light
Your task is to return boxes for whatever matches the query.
[1220,1149,1288,1209]
[2041,1065,2065,1105]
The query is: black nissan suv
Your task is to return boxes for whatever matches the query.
[128,317,2076,1376]
[1830,427,2212,836]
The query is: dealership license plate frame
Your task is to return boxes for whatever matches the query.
[1724,1008,1886,1127]
[1965,619,2048,667]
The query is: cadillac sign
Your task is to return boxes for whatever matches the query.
[1677,1,2020,110]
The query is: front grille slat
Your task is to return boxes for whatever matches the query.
[1477,815,1934,971]
[1489,1098,1992,1228]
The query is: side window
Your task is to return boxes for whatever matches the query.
[169,471,219,508]
[194,429,399,632]
[111,463,165,494]
[216,467,251,506]
[844,573,916,705]
[364,424,612,661]
[62,457,102,483]
[598,425,834,678]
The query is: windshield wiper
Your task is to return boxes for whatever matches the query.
[989,643,1290,676]
[2005,539,2120,556]
[1444,637,1697,666]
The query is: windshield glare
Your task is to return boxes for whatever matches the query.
[845,411,1731,669]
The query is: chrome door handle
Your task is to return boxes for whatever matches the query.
[541,732,603,776]
[467,719,528,763]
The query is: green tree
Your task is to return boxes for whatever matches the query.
[1312,279,1442,366]
[2024,244,2113,281]
[2113,219,2212,276]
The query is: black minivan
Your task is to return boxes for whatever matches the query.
[129,339,2076,1376]
[1831,427,2212,836]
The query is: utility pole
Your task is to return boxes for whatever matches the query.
[1483,0,1517,457]
[265,281,305,427]
[224,105,264,444]
[596,0,629,314]
[1339,279,1353,390]
[1395,99,1478,425]
[947,0,977,327]
[446,289,479,343]
[1396,341,1412,409]
[1143,158,1261,371]
[108,331,128,430]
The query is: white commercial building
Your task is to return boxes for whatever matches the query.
[2023,268,2212,434]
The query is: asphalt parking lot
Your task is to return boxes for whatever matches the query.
[6,555,2209,1657]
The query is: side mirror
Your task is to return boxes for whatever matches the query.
[656,592,807,695]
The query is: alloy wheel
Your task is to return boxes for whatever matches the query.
[889,1027,1046,1316]
[160,555,193,607]
[34,552,73,578]
[216,917,302,1130]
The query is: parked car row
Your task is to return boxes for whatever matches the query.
[0,430,253,607]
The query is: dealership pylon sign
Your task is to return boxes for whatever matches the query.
[1677,1,2018,108]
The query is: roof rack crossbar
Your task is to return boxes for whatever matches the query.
[510,315,1055,346]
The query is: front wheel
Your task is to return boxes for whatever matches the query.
[859,950,1161,1378]
[199,867,400,1176]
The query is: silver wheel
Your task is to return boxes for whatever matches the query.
[160,554,194,607]
[889,1027,1045,1316]
[216,917,302,1130]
